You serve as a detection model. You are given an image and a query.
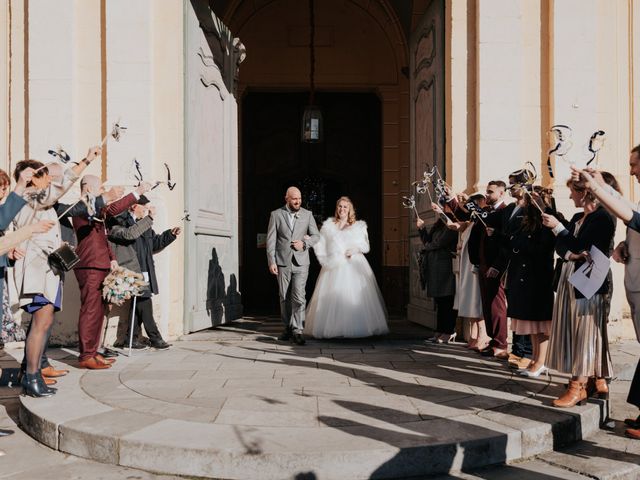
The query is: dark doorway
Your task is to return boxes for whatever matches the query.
[241,91,382,314]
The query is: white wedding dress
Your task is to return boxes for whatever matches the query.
[305,218,389,338]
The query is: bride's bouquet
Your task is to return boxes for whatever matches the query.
[102,266,148,305]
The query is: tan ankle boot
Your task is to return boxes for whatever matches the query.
[553,380,587,408]
[594,378,609,399]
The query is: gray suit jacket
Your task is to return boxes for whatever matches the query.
[266,206,320,267]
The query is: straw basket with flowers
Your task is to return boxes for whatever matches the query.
[102,266,148,306]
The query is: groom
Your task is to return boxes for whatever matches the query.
[267,186,320,345]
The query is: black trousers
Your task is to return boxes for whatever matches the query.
[126,296,162,343]
[628,359,640,409]
[512,333,533,359]
[435,295,457,335]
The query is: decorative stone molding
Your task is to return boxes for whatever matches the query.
[189,0,245,95]
[414,22,436,75]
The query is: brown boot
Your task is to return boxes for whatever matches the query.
[585,377,596,397]
[553,380,587,408]
[594,378,609,399]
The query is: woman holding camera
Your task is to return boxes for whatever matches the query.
[14,146,100,397]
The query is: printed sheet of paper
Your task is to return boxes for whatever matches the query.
[568,245,610,300]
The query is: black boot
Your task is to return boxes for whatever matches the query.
[22,373,55,398]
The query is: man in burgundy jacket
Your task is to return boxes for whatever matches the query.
[73,176,151,369]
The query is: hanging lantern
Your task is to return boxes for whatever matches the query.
[301,0,323,143]
[302,105,323,143]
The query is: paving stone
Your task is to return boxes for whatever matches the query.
[14,321,628,480]
[19,373,113,449]
[59,409,164,463]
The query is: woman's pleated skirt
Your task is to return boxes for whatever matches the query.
[546,261,612,378]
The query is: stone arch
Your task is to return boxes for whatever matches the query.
[220,0,408,88]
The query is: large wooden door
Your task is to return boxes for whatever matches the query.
[184,3,243,332]
[241,92,382,314]
[407,1,445,328]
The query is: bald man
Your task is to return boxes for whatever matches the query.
[72,175,151,369]
[266,187,320,345]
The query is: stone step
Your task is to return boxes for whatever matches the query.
[17,339,609,480]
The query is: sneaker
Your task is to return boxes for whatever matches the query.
[151,341,172,350]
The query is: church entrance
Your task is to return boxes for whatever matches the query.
[241,91,382,314]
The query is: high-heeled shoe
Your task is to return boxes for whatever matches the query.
[22,373,55,398]
[439,332,457,344]
[518,365,548,378]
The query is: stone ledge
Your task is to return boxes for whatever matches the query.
[18,340,608,480]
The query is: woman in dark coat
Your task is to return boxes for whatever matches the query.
[504,185,556,377]
[417,203,458,343]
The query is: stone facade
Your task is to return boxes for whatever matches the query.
[1,0,639,342]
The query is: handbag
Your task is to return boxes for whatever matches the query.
[48,243,80,272]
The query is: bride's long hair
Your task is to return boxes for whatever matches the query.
[333,196,357,225]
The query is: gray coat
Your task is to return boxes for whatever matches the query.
[108,213,175,295]
[419,220,457,298]
[266,206,320,267]
[108,215,152,273]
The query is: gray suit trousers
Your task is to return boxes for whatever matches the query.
[277,263,309,333]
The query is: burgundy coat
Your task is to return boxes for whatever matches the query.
[72,193,138,269]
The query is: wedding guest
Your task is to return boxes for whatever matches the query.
[14,146,100,398]
[541,172,619,408]
[418,203,458,343]
[0,169,25,349]
[109,198,180,350]
[0,166,55,404]
[571,160,640,439]
[452,193,489,350]
[304,197,388,338]
[504,184,555,377]
[72,176,151,368]
[465,181,512,359]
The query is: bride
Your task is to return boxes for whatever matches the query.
[305,197,389,338]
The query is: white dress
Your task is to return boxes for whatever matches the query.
[453,224,483,318]
[305,219,389,338]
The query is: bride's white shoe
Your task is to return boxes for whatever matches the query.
[439,332,457,344]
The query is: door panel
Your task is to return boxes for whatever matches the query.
[184,4,242,332]
[408,1,445,328]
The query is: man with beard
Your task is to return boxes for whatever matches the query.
[605,144,640,439]
[266,187,320,345]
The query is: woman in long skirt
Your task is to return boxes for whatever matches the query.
[542,173,618,407]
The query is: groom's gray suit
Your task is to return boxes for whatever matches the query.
[267,206,320,333]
